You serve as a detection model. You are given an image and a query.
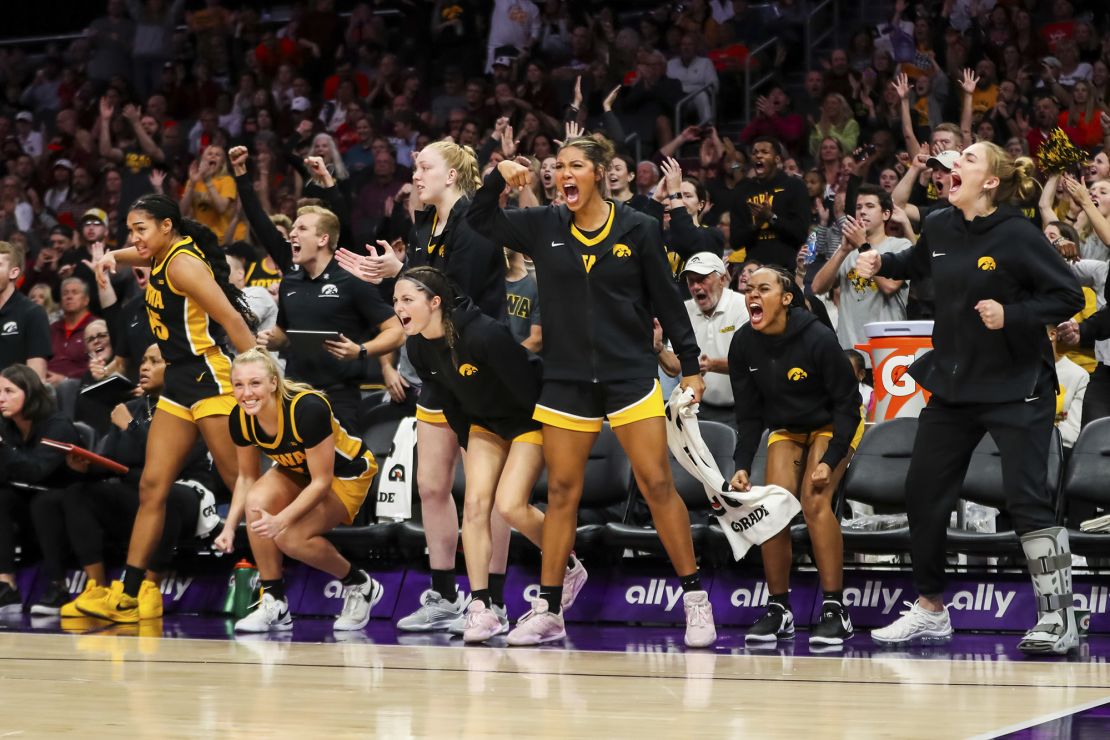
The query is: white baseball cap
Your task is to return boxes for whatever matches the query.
[682,252,727,276]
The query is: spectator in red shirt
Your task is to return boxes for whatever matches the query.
[45,277,97,386]
[322,59,370,101]
[740,86,806,157]
[254,30,301,78]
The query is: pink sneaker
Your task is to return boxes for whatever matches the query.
[463,600,504,644]
[683,590,717,648]
[506,599,566,646]
[562,555,588,610]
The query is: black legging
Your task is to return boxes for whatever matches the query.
[0,485,70,581]
[63,480,199,573]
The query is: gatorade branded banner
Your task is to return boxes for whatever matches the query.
[709,570,819,627]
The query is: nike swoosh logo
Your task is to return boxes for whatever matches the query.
[932,252,946,257]
[287,292,297,296]
[551,241,564,247]
[429,370,437,375]
[1025,396,1040,403]
[748,367,758,372]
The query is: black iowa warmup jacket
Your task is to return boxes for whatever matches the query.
[728,308,861,473]
[406,298,542,448]
[393,195,506,320]
[467,168,701,382]
[877,205,1083,403]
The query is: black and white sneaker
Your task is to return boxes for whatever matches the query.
[30,580,69,616]
[810,601,854,645]
[745,603,795,643]
[0,582,22,616]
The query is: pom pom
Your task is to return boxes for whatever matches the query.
[1037,128,1088,175]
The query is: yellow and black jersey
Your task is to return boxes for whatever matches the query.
[664,206,724,277]
[228,390,376,481]
[145,237,229,365]
[244,257,283,289]
[467,168,701,383]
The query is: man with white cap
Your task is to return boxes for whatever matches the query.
[892,148,956,227]
[14,112,42,160]
[657,251,748,429]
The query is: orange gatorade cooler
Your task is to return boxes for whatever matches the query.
[855,321,934,422]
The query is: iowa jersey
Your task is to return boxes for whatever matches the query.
[245,257,283,289]
[229,390,376,481]
[146,237,230,364]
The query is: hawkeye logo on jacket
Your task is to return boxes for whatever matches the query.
[787,367,808,381]
[977,256,997,271]
[612,244,632,258]
[458,363,479,377]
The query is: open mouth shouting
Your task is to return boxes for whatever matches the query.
[562,182,580,206]
[748,299,765,329]
[948,171,963,198]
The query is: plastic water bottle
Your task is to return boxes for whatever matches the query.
[804,230,818,265]
[223,559,259,619]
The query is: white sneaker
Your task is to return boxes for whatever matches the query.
[234,593,293,633]
[333,573,383,632]
[683,590,717,648]
[871,601,953,644]
[506,599,566,646]
[397,589,467,632]
[562,556,588,610]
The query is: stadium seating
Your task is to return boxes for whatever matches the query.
[839,418,917,554]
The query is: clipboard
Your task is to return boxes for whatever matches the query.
[79,374,137,406]
[285,329,343,355]
[41,438,129,475]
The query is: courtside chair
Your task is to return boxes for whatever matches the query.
[839,418,917,555]
[1059,418,1110,556]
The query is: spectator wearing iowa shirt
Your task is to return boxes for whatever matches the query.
[258,206,404,431]
[728,137,810,272]
[0,241,50,380]
[505,248,541,352]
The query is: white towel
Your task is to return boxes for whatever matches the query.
[176,478,221,538]
[376,417,417,521]
[666,386,802,560]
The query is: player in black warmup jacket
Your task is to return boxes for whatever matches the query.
[467,135,716,648]
[399,266,589,643]
[728,266,862,647]
[857,143,1084,654]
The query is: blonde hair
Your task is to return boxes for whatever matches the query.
[0,241,24,273]
[232,347,316,403]
[270,213,293,232]
[980,142,1039,206]
[296,205,341,251]
[423,140,482,196]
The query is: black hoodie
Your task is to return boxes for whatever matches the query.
[878,205,1084,403]
[406,298,542,448]
[467,168,701,382]
[729,308,861,472]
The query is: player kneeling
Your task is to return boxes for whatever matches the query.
[214,348,382,633]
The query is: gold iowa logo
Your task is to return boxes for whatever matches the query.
[612,244,631,258]
[977,256,997,271]
[787,367,808,381]
[458,363,479,377]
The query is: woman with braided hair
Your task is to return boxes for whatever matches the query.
[79,193,258,623]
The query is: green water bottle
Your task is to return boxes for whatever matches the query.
[223,559,259,620]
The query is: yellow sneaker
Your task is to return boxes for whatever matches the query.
[138,580,163,620]
[76,580,140,624]
[62,579,107,618]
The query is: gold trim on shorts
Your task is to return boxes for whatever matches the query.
[415,405,448,425]
[156,393,237,424]
[606,379,664,428]
[470,424,543,446]
[768,418,866,451]
[533,404,604,433]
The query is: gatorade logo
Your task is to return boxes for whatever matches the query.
[977,256,997,271]
[881,353,917,397]
[786,367,808,381]
[458,363,478,377]
[612,244,631,258]
[388,464,406,482]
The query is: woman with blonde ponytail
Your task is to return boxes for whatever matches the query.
[219,348,383,634]
[336,138,509,633]
[856,141,1085,655]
